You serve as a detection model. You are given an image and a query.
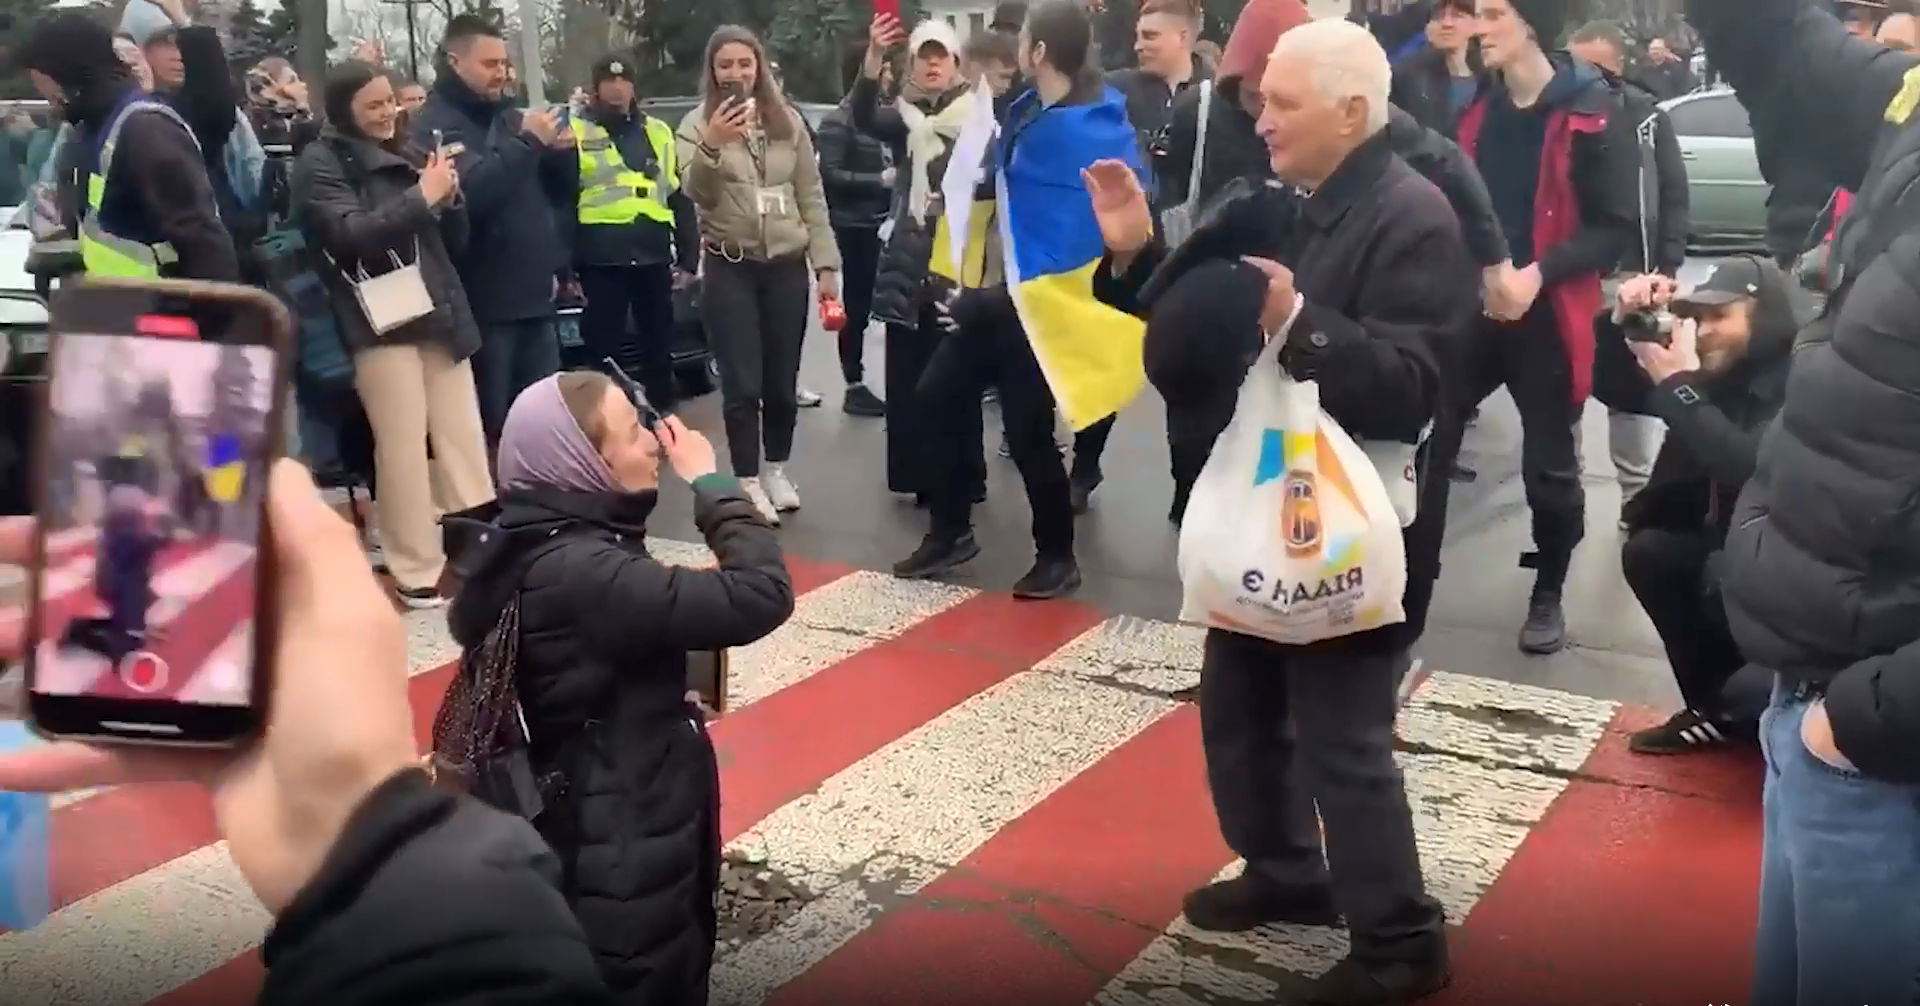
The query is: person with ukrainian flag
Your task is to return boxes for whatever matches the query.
[890,0,1147,600]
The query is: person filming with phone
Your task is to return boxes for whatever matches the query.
[675,25,840,527]
[413,15,576,447]
[444,372,794,1001]
[293,59,495,611]
[1613,255,1801,756]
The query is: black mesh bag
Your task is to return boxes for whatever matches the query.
[428,597,558,820]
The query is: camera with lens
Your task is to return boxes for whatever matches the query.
[1619,308,1677,347]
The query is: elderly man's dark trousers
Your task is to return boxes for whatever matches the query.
[1199,630,1446,964]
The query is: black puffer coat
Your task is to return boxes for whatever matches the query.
[1690,0,1920,783]
[845,74,974,328]
[447,479,793,1000]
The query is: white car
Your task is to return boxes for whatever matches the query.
[0,215,49,375]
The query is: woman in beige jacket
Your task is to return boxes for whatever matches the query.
[676,25,840,525]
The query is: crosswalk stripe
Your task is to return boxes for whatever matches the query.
[715,626,1176,1005]
[0,537,1761,1006]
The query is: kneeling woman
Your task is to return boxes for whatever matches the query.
[448,372,794,1002]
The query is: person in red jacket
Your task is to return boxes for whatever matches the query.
[1446,0,1638,655]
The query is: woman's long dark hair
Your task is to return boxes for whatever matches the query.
[1023,0,1105,97]
[698,25,795,142]
[322,59,419,157]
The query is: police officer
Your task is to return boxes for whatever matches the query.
[561,55,701,412]
[18,13,236,283]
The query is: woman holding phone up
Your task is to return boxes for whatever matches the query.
[293,59,494,608]
[675,25,840,527]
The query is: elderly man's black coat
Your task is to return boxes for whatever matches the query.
[1102,133,1479,650]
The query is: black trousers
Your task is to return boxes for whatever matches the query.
[700,254,811,477]
[1201,631,1445,965]
[832,224,883,385]
[577,264,677,412]
[1455,305,1586,589]
[1071,414,1115,484]
[1622,527,1747,719]
[885,308,983,497]
[920,293,1073,558]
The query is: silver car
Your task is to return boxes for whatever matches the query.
[1662,86,1769,253]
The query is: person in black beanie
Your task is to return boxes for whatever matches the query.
[1443,0,1637,655]
[16,13,238,282]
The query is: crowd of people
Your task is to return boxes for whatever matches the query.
[0,0,1916,1003]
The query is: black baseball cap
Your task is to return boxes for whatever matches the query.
[591,54,635,86]
[1672,255,1778,313]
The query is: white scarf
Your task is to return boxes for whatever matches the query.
[896,88,978,220]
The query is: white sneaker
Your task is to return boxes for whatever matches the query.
[764,464,802,512]
[741,477,781,526]
[796,388,824,408]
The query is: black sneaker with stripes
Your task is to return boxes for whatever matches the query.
[1628,708,1732,755]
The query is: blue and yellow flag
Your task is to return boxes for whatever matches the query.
[995,86,1148,431]
[203,432,245,504]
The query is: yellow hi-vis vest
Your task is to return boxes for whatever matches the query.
[81,99,196,278]
[570,114,677,227]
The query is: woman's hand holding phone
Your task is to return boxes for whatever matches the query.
[0,462,421,913]
[706,94,752,146]
[419,147,458,207]
[864,13,907,78]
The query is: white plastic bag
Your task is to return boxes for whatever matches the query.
[1177,337,1409,645]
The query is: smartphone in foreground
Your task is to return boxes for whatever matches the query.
[21,279,289,746]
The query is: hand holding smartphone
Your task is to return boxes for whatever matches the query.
[18,279,290,747]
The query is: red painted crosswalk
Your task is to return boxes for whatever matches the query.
[0,538,1765,1005]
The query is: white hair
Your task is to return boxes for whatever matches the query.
[1269,18,1393,137]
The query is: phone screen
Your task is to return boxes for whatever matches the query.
[22,282,286,745]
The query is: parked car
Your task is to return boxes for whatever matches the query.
[1662,86,1768,253]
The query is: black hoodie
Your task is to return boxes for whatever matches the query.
[19,14,238,282]
[1622,256,1806,541]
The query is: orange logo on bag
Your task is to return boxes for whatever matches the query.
[1281,471,1321,558]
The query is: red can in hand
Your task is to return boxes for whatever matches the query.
[819,292,847,332]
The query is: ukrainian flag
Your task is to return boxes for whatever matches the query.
[995,86,1148,431]
[203,433,245,505]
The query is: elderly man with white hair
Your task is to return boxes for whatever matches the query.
[1088,17,1471,1005]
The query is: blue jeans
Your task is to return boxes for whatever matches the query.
[1753,681,1920,1006]
[473,320,561,446]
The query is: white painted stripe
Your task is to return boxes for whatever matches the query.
[175,621,251,706]
[1093,677,1617,1005]
[29,543,257,697]
[726,571,975,710]
[0,843,270,1006]
[0,529,95,593]
[711,620,1178,1003]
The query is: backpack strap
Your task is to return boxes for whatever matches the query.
[100,100,199,180]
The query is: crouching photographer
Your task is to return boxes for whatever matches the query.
[1614,255,1804,755]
